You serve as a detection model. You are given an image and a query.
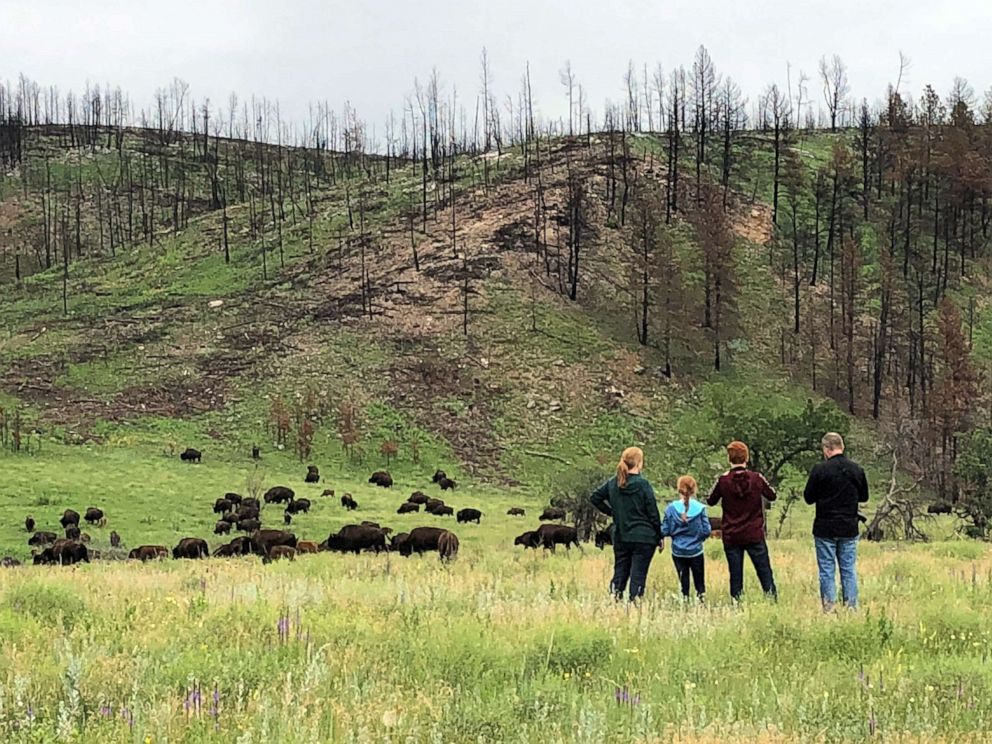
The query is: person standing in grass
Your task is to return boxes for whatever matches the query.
[707,441,778,601]
[590,447,663,602]
[803,432,869,611]
[660,475,711,601]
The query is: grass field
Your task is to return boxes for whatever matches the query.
[2,446,992,742]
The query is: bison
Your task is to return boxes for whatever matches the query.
[269,545,297,561]
[321,525,387,554]
[283,512,293,525]
[60,509,80,529]
[408,492,429,504]
[241,497,261,511]
[84,507,104,526]
[24,515,35,532]
[432,470,447,483]
[320,489,335,497]
[237,518,261,533]
[397,502,420,514]
[368,471,393,488]
[128,545,169,561]
[507,508,526,517]
[214,521,232,535]
[286,498,311,515]
[456,508,482,524]
[180,447,202,463]
[220,512,238,524]
[264,486,295,504]
[428,504,453,517]
[536,524,580,552]
[927,502,953,515]
[438,477,457,491]
[250,529,297,557]
[236,505,260,522]
[29,531,57,546]
[305,465,320,484]
[514,531,540,549]
[539,507,566,521]
[296,541,319,554]
[424,498,445,511]
[65,525,81,541]
[341,493,358,511]
[213,498,233,514]
[394,527,459,561]
[173,538,209,559]
[1,556,21,568]
[708,516,723,539]
[224,492,243,506]
[110,530,121,548]
[34,539,89,566]
[595,527,613,550]
[390,532,410,551]
[213,537,251,557]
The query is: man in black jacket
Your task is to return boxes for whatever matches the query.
[803,432,869,611]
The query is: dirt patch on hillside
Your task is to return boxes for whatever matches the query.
[734,203,774,245]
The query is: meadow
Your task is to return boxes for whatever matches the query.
[1,446,992,743]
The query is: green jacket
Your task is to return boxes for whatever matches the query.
[590,474,662,545]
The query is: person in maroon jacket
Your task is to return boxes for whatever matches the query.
[706,441,778,601]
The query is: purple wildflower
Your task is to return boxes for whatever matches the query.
[99,705,113,717]
[120,707,134,729]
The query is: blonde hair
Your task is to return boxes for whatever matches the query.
[821,432,844,452]
[616,447,644,488]
[677,475,697,522]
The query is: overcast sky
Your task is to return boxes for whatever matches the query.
[3,0,990,137]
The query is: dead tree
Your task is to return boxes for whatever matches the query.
[865,450,927,541]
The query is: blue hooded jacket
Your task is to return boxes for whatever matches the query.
[660,498,712,558]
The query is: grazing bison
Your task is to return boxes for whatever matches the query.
[286,499,311,515]
[296,541,319,554]
[507,508,526,517]
[368,471,393,488]
[341,493,358,511]
[173,538,209,559]
[432,470,447,483]
[84,507,104,526]
[595,527,613,550]
[1,556,21,568]
[305,465,320,484]
[269,545,297,561]
[514,531,540,549]
[180,448,202,463]
[214,521,232,535]
[321,525,387,554]
[928,502,953,515]
[438,477,457,491]
[60,509,80,529]
[128,545,169,561]
[65,525,82,541]
[213,498,233,514]
[456,508,482,524]
[438,530,459,561]
[110,530,121,548]
[390,532,410,552]
[320,489,335,497]
[424,498,445,511]
[539,507,566,521]
[25,515,35,532]
[237,518,261,533]
[360,521,393,535]
[220,512,238,524]
[429,504,454,517]
[536,524,580,552]
[283,512,293,525]
[225,492,243,506]
[235,505,260,522]
[34,539,89,566]
[213,537,251,557]
[250,529,297,557]
[264,486,295,505]
[242,497,261,511]
[408,492,429,505]
[29,531,57,546]
[397,502,420,514]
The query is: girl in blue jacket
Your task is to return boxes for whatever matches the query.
[660,475,712,600]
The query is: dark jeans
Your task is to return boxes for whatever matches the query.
[724,541,777,601]
[611,541,656,601]
[672,554,705,599]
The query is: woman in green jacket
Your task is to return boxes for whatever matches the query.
[591,447,663,601]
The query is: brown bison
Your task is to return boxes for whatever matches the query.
[180,447,202,463]
[225,492,243,506]
[539,507,566,521]
[25,515,35,532]
[29,531,57,546]
[424,498,445,511]
[514,531,540,549]
[241,497,261,511]
[285,498,311,514]
[438,530,459,561]
[283,513,293,525]
[296,541,319,554]
[269,545,297,561]
[220,512,238,524]
[432,470,447,483]
[438,477,458,491]
[927,503,953,515]
[65,525,82,541]
[235,505,260,522]
[368,471,393,488]
[395,527,459,561]
[110,531,121,548]
[213,537,251,557]
[428,504,454,517]
[264,486,295,504]
[236,518,261,533]
[341,493,358,511]
[536,524,580,552]
[709,516,723,539]
[595,527,613,550]
[84,507,104,526]
[214,521,232,535]
[321,525,387,554]
[250,529,297,557]
[456,508,482,524]
[213,498,233,514]
[34,539,89,566]
[320,489,335,497]
[1,556,21,568]
[305,465,320,484]
[397,502,420,514]
[408,492,429,504]
[389,532,410,551]
[60,509,80,529]
[128,545,169,561]
[507,508,526,517]
[173,538,209,559]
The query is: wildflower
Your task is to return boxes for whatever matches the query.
[99,705,113,717]
[584,672,592,678]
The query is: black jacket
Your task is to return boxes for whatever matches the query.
[803,454,869,538]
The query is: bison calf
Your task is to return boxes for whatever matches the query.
[507,508,526,517]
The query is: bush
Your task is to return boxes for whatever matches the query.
[550,469,610,540]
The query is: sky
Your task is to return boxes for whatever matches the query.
[3,0,990,139]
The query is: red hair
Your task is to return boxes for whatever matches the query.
[727,441,749,466]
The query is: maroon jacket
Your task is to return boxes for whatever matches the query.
[706,466,776,546]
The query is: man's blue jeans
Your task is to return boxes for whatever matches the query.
[814,536,859,608]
